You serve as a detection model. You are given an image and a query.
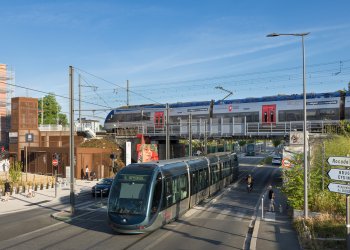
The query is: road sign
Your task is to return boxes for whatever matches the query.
[327,156,350,167]
[328,169,350,181]
[328,183,350,195]
[282,158,291,168]
[52,159,58,167]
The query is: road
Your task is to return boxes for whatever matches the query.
[0,154,282,250]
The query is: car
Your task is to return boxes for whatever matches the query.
[272,156,282,166]
[91,178,114,197]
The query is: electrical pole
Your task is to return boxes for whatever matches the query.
[69,66,75,214]
[166,103,170,160]
[79,74,81,125]
[127,80,129,107]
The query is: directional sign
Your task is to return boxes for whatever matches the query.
[328,169,350,181]
[328,183,350,195]
[327,156,350,167]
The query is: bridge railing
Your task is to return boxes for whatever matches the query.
[113,120,344,137]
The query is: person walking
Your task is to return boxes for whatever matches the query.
[4,179,11,201]
[85,165,89,180]
[268,186,275,212]
[81,168,84,180]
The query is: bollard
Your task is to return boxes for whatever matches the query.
[261,195,264,219]
[279,204,283,213]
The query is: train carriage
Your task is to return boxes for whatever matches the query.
[104,91,350,134]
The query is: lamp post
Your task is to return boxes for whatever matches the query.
[267,32,310,219]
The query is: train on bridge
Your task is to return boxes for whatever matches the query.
[104,91,350,137]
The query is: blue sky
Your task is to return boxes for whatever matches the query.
[1,1,350,122]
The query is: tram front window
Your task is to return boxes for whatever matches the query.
[109,174,151,215]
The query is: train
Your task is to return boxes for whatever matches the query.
[107,152,239,234]
[246,143,262,156]
[104,91,350,133]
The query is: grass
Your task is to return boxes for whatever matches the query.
[294,214,346,250]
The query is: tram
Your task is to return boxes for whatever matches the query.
[107,152,239,234]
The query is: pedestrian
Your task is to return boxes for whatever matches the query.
[4,179,11,201]
[85,165,89,180]
[81,168,84,180]
[268,186,275,212]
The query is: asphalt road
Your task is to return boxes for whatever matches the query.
[0,153,281,250]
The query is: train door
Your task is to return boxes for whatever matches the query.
[154,112,164,128]
[262,105,276,124]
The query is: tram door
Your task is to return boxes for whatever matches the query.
[262,105,276,124]
[154,112,164,128]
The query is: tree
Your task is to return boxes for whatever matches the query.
[38,94,68,125]
[9,161,22,184]
[272,138,282,148]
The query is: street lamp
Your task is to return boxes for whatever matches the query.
[267,32,310,219]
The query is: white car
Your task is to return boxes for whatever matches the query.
[272,156,282,166]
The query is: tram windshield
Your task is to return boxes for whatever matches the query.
[108,171,152,215]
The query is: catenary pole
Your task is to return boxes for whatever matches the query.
[69,66,75,214]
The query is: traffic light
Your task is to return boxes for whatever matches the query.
[52,153,57,160]
[110,153,116,159]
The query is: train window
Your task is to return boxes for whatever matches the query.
[151,173,162,214]
[164,178,173,208]
[191,171,198,194]
[172,177,182,203]
[198,169,208,190]
[179,174,188,199]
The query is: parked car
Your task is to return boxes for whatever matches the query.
[91,178,114,197]
[272,156,282,166]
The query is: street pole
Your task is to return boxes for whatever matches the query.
[302,34,309,219]
[69,66,75,214]
[267,32,310,219]
[189,114,192,157]
[166,103,170,160]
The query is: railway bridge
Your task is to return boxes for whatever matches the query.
[112,119,344,140]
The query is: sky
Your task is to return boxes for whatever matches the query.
[1,0,350,123]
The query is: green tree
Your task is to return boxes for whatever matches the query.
[272,138,282,148]
[38,94,68,125]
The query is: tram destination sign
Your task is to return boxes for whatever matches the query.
[327,156,350,167]
[328,169,350,181]
[328,183,350,195]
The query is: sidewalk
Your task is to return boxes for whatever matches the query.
[251,171,301,250]
[0,179,98,215]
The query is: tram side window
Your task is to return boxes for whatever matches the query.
[172,177,180,203]
[163,178,173,208]
[151,173,162,214]
[198,169,208,190]
[191,171,198,194]
[211,165,219,185]
[179,174,188,199]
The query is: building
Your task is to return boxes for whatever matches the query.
[0,64,12,148]
[8,96,116,179]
